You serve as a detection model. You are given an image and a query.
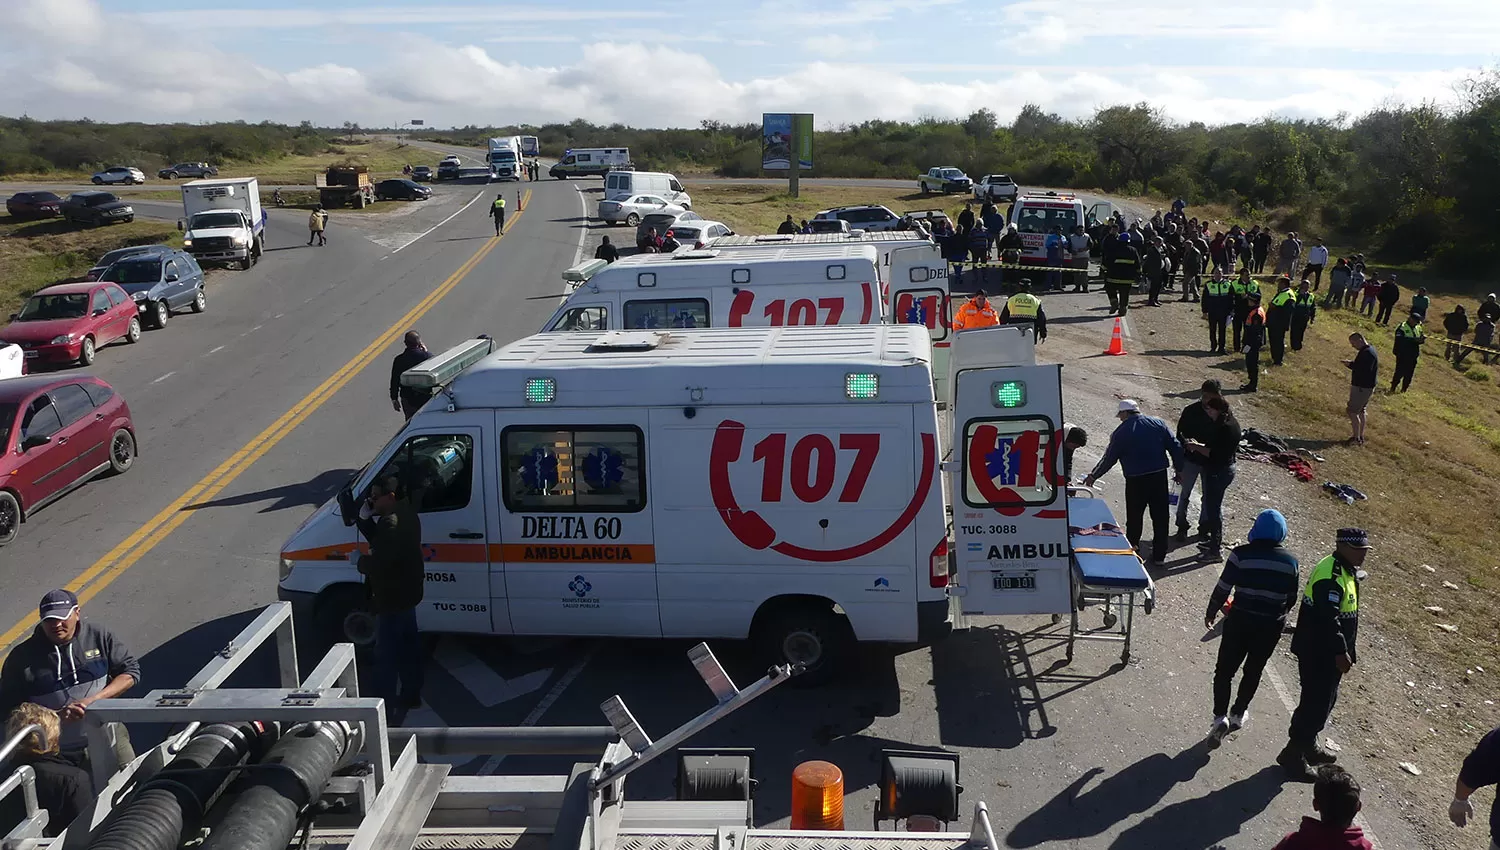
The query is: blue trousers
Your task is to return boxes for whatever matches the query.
[373,608,425,707]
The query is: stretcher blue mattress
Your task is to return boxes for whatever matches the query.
[1068,496,1152,591]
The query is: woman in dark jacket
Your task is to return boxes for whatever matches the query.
[2,704,92,837]
[1186,395,1240,561]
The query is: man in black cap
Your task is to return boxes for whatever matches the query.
[0,590,140,773]
[389,331,433,420]
[1279,528,1371,781]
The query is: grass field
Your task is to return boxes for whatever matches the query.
[4,138,416,188]
[0,216,181,315]
[683,184,970,234]
[1242,288,1500,680]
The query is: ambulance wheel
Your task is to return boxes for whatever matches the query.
[317,584,376,648]
[755,602,853,687]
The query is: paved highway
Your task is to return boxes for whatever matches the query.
[0,161,1424,847]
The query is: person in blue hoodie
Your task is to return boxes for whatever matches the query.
[1203,509,1300,747]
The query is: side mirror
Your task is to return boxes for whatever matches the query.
[93,308,107,316]
[336,483,358,527]
[165,273,179,282]
[22,434,50,451]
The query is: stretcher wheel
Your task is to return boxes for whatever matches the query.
[1051,613,1062,625]
[1144,598,1156,615]
[1102,612,1119,630]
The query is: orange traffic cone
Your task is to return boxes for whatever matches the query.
[1103,317,1127,356]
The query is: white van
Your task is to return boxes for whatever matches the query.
[278,327,950,675]
[544,243,953,400]
[1008,191,1114,266]
[604,171,691,208]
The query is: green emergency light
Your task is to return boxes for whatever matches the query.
[845,372,880,399]
[525,377,556,404]
[992,380,1026,408]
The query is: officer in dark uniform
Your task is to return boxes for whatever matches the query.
[1103,233,1139,317]
[1290,280,1318,351]
[999,279,1047,342]
[1266,276,1296,365]
[1391,311,1427,392]
[1202,270,1234,354]
[1231,268,1255,351]
[1279,527,1371,782]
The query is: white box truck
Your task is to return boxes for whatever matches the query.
[488,136,522,181]
[179,177,266,270]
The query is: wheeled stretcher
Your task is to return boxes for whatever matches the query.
[1065,490,1156,662]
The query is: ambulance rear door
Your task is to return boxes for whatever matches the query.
[888,244,951,405]
[949,363,1071,616]
[721,260,881,328]
[497,412,659,637]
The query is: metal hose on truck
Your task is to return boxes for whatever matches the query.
[87,722,277,850]
[197,722,363,850]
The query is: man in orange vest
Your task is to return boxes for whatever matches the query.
[953,290,1000,332]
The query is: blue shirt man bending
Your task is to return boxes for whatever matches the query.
[1084,399,1184,564]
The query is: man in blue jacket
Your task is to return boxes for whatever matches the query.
[1084,399,1184,564]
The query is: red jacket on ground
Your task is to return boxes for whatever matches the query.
[1272,816,1373,849]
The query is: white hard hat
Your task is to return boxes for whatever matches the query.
[1117,399,1140,413]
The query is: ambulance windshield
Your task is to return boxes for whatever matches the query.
[1015,206,1078,235]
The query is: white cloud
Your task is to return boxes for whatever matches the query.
[0,0,1487,130]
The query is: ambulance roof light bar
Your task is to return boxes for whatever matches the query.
[399,336,494,390]
[562,258,607,283]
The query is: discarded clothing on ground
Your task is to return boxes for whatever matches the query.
[1239,428,1291,454]
[1239,451,1317,482]
[1322,481,1369,504]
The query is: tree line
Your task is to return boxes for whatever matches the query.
[0,117,330,175]
[427,78,1500,276]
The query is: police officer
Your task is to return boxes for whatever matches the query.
[1231,268,1256,351]
[1266,275,1296,365]
[1391,310,1427,393]
[488,193,506,235]
[1103,233,1139,317]
[1290,280,1318,351]
[1000,279,1047,342]
[952,290,999,332]
[1242,291,1266,392]
[1202,269,1234,354]
[1279,528,1371,782]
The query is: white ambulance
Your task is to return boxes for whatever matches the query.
[276,325,1072,679]
[1008,191,1114,266]
[544,243,954,399]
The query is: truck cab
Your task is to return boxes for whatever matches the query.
[178,178,265,270]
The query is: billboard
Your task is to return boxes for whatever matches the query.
[762,113,813,171]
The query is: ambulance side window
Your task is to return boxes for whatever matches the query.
[549,306,609,332]
[502,426,645,512]
[623,298,708,330]
[961,417,1056,507]
[374,434,474,513]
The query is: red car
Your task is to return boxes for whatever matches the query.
[5,191,63,220]
[0,282,141,367]
[0,375,136,546]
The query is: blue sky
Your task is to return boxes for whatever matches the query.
[2,0,1495,128]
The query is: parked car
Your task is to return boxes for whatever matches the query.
[98,249,207,329]
[0,375,136,546]
[91,166,146,185]
[411,166,433,182]
[635,210,703,244]
[87,244,173,281]
[659,220,734,248]
[61,191,134,227]
[0,282,140,367]
[435,162,461,181]
[440,155,461,166]
[918,166,972,194]
[902,209,955,232]
[805,218,852,234]
[5,191,63,219]
[598,194,686,227]
[973,174,1019,203]
[373,178,432,201]
[158,162,218,179]
[812,205,902,232]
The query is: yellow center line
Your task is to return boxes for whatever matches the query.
[0,188,533,654]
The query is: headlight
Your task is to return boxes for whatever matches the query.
[230,234,249,246]
[182,238,193,247]
[279,557,295,580]
[130,291,145,301]
[50,334,76,344]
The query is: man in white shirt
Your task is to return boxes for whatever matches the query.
[1304,239,1330,291]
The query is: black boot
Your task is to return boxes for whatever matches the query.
[1277,744,1317,782]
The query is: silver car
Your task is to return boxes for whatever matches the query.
[597,194,686,227]
[659,220,734,248]
[636,210,703,244]
[91,166,146,185]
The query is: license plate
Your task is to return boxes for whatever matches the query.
[993,574,1036,591]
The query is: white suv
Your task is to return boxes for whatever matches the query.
[812,205,901,232]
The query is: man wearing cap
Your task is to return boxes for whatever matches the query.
[1083,400,1184,564]
[1266,276,1296,366]
[1204,509,1300,746]
[0,590,140,772]
[999,280,1047,342]
[1391,311,1427,393]
[1242,290,1268,392]
[1477,293,1500,326]
[1279,528,1371,782]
